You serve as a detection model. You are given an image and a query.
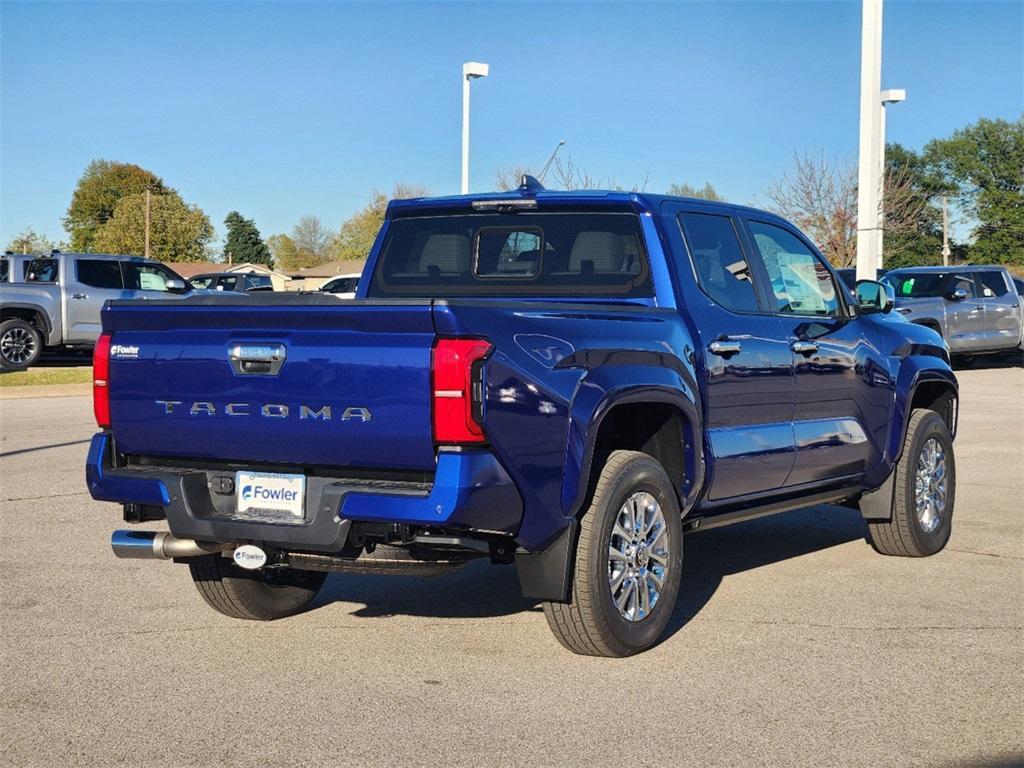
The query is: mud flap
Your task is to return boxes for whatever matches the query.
[859,470,895,521]
[515,519,577,602]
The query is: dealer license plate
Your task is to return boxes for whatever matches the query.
[235,471,306,520]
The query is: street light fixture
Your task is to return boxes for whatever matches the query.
[461,61,489,194]
[538,140,566,184]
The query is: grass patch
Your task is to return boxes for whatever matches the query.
[0,367,92,387]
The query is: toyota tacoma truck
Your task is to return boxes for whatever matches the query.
[86,178,958,657]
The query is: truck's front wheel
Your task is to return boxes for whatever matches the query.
[189,556,327,620]
[868,408,955,557]
[543,450,683,657]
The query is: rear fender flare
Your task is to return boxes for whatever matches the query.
[561,364,703,520]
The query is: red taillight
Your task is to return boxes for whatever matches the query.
[93,332,112,429]
[432,338,492,444]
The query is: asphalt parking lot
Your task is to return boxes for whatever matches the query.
[1,364,1021,767]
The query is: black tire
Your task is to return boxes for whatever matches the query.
[543,450,683,657]
[868,409,955,557]
[189,556,326,620]
[0,318,43,371]
[951,354,975,369]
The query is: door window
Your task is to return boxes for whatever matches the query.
[76,260,125,289]
[949,274,978,298]
[678,213,760,312]
[124,263,178,291]
[26,258,58,282]
[977,271,1010,298]
[748,221,840,317]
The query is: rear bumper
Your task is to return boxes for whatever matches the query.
[86,433,523,553]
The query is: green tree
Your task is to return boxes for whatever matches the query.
[334,184,430,262]
[92,192,214,261]
[924,116,1024,265]
[5,228,59,254]
[266,233,300,271]
[267,216,336,271]
[880,144,953,268]
[64,160,168,251]
[223,211,272,266]
[666,182,724,201]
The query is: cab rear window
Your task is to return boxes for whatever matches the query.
[369,212,652,297]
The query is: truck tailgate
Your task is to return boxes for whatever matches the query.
[102,298,437,471]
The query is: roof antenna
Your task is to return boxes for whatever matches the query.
[518,174,545,193]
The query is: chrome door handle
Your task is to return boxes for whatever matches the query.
[791,340,819,355]
[71,293,88,299]
[708,340,742,356]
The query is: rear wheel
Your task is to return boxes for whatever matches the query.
[189,556,326,620]
[543,450,683,657]
[868,409,955,557]
[0,319,42,371]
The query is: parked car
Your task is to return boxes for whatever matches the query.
[1,252,35,283]
[189,272,273,293]
[319,273,361,298]
[87,178,958,657]
[881,265,1024,363]
[0,252,195,370]
[836,267,888,291]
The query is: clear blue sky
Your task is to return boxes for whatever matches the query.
[1,0,1021,249]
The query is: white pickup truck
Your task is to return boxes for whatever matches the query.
[0,252,194,370]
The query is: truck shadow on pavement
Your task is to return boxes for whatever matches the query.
[312,504,868,636]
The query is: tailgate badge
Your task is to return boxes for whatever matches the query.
[229,344,286,376]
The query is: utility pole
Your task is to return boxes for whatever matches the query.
[144,188,152,258]
[941,195,951,266]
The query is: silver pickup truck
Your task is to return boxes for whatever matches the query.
[0,252,194,370]
[882,265,1024,363]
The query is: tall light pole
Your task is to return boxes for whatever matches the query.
[461,61,489,195]
[856,0,905,280]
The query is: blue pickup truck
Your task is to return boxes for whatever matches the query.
[87,178,958,656]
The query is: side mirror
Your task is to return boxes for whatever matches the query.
[165,278,187,292]
[948,288,968,301]
[854,280,894,315]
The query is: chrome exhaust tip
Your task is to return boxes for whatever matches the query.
[111,530,229,560]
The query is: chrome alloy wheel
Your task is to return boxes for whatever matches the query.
[0,327,36,365]
[608,491,669,622]
[915,437,947,534]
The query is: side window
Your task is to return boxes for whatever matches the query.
[218,275,239,291]
[124,263,175,291]
[678,212,760,313]
[747,221,840,316]
[26,258,58,282]
[76,260,124,289]
[949,274,978,298]
[977,271,1010,298]
[0,260,8,282]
